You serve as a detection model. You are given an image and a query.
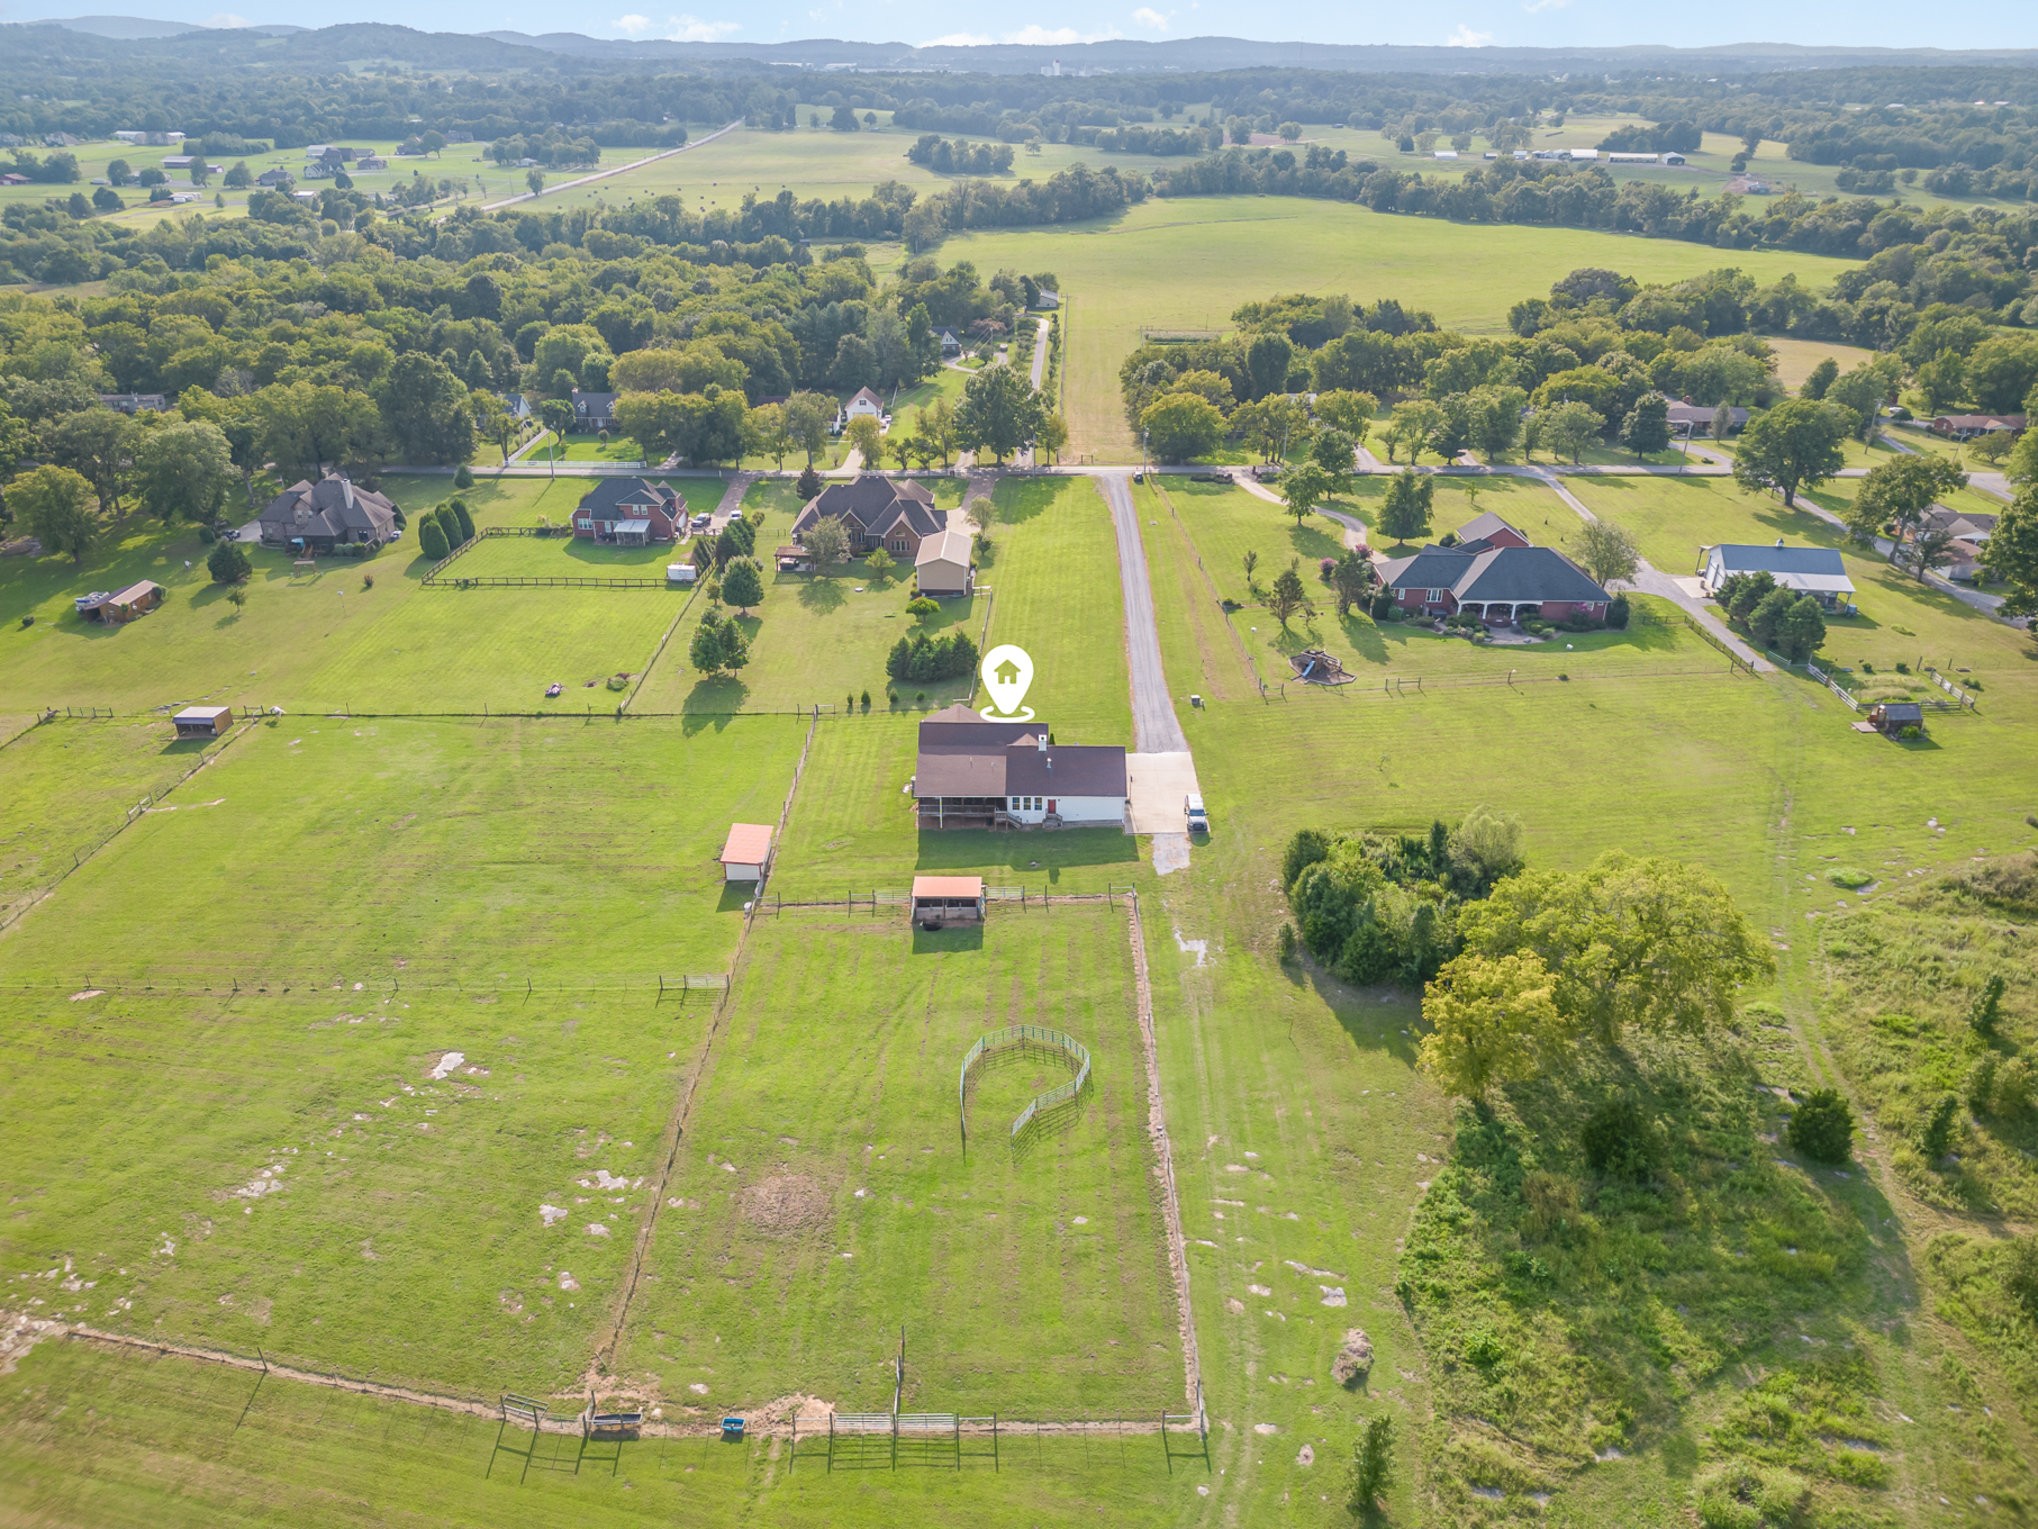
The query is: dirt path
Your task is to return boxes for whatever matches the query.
[1123,894,1204,1425]
[478,122,741,211]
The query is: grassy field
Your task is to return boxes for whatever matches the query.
[614,909,1180,1414]
[1569,474,2037,688]
[0,475,719,715]
[0,717,233,924]
[0,717,797,987]
[0,1338,1200,1529]
[927,198,1862,461]
[529,118,1199,219]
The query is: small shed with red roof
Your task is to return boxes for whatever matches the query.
[718,823,775,883]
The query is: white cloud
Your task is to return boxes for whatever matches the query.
[612,12,741,39]
[1131,6,1170,30]
[664,15,740,40]
[1522,0,1570,11]
[1445,22,1494,45]
[204,11,251,25]
[923,23,1122,45]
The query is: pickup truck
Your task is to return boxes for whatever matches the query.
[1184,793,1209,833]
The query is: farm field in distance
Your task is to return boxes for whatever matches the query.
[7,27,2038,1529]
[925,199,1860,460]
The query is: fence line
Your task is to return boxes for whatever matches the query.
[1672,609,1755,674]
[1925,665,1981,711]
[768,887,1135,915]
[1150,479,1264,698]
[1803,659,1862,711]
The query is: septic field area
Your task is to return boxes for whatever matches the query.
[613,908,1183,1417]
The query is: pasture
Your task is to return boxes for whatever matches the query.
[927,198,1861,460]
[614,909,1180,1415]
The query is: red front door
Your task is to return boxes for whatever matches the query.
[1047,799,1057,815]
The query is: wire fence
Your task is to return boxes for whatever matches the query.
[765,886,1137,915]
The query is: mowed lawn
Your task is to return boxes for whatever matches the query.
[615,909,1181,1414]
[0,716,799,986]
[1568,475,2038,688]
[0,986,703,1396]
[0,475,701,714]
[1145,475,1723,696]
[0,718,233,923]
[980,476,1131,741]
[930,198,1860,460]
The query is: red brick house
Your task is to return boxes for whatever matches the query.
[571,478,687,545]
[1380,513,1611,626]
[791,474,944,558]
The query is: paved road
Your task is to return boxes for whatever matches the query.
[478,122,741,211]
[1028,316,1051,390]
[1099,471,1188,754]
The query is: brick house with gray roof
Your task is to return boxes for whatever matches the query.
[1380,513,1611,626]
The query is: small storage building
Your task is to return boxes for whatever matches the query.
[79,580,165,624]
[173,705,232,739]
[1869,701,1925,736]
[911,875,986,927]
[913,526,975,598]
[717,823,775,883]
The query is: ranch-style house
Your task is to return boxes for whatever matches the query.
[912,704,1129,830]
[1379,513,1613,626]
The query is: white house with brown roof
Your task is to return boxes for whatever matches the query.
[836,387,886,431]
[912,704,1127,830]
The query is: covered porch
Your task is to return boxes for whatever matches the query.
[1457,601,1541,626]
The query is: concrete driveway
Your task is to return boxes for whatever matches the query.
[1126,751,1201,834]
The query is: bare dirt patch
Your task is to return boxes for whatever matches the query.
[737,1173,830,1236]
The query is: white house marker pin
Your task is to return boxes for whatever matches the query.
[979,644,1035,721]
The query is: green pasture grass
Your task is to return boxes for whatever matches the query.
[435,534,687,580]
[1767,336,1879,392]
[549,433,652,465]
[0,1340,1194,1529]
[0,476,672,713]
[1814,854,2038,1222]
[300,581,680,714]
[636,566,975,717]
[1568,475,2035,684]
[930,197,1860,462]
[0,985,698,1395]
[979,476,1130,740]
[0,716,797,987]
[0,717,233,923]
[615,908,1179,1414]
[530,120,1195,218]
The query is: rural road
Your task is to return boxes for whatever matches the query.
[1028,316,1051,389]
[1100,471,1189,755]
[1099,471,1202,873]
[478,121,742,211]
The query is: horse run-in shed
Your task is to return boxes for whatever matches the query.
[172,705,232,739]
[911,875,985,928]
[1869,701,1925,737]
[718,823,775,883]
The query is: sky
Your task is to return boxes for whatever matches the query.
[0,0,2025,50]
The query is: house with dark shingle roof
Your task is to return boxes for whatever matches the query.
[571,478,687,544]
[256,474,399,551]
[1380,514,1611,626]
[570,389,618,431]
[912,704,1127,830]
[792,474,944,558]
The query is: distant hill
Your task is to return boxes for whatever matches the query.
[14,20,2038,73]
[41,13,304,38]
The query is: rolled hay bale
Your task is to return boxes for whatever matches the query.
[1332,1328,1374,1387]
